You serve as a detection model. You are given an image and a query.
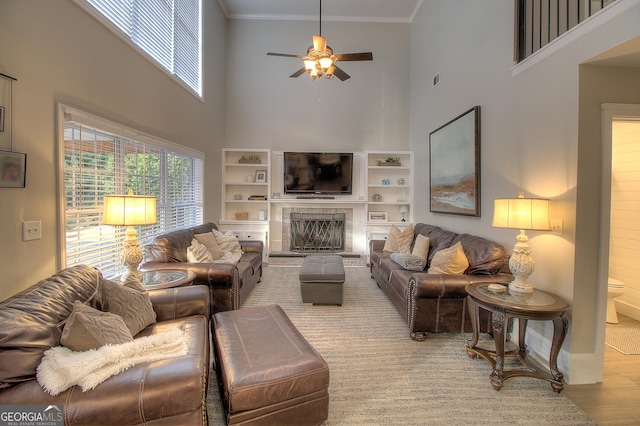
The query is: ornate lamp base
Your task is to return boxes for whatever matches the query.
[508,230,535,294]
[120,226,144,284]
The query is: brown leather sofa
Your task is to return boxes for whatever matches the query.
[0,264,210,425]
[370,223,513,341]
[140,222,263,314]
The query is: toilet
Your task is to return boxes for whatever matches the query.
[607,278,625,324]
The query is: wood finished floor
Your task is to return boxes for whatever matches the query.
[563,314,640,425]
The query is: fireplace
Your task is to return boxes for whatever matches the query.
[283,208,353,252]
[290,213,345,252]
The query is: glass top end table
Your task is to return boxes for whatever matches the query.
[465,283,569,392]
[141,269,196,290]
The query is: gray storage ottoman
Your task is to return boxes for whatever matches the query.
[299,255,345,305]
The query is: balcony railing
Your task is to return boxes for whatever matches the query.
[515,0,617,63]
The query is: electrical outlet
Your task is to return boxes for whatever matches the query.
[550,219,563,236]
[23,220,42,241]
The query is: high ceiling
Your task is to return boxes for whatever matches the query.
[216,0,424,23]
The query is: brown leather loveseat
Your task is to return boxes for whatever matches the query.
[0,264,211,425]
[141,222,263,314]
[370,223,513,341]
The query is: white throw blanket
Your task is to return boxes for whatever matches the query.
[37,327,188,395]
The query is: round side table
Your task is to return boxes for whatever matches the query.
[465,283,569,392]
[140,269,196,290]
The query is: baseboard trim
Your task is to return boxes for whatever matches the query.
[616,300,640,322]
[524,323,603,385]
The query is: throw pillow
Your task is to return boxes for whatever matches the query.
[61,301,133,352]
[212,229,243,253]
[101,279,157,336]
[211,229,244,264]
[187,238,214,263]
[412,234,430,265]
[427,241,469,275]
[194,232,222,260]
[383,224,414,253]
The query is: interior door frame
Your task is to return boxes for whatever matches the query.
[597,103,640,374]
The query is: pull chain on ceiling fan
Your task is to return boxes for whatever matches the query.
[266,0,373,81]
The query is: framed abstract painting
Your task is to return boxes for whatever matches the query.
[429,106,480,216]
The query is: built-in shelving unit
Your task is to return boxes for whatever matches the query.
[219,149,271,261]
[364,151,414,258]
[220,149,271,222]
[365,151,413,223]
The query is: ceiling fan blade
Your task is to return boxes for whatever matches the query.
[289,67,306,78]
[331,65,351,81]
[335,52,373,62]
[313,35,327,53]
[267,52,305,59]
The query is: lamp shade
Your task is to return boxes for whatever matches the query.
[399,205,409,214]
[492,194,550,231]
[102,191,157,226]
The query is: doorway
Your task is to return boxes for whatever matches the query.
[598,103,640,375]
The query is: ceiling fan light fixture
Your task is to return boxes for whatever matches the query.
[324,64,335,79]
[319,57,333,69]
[265,0,372,82]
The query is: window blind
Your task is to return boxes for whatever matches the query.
[59,104,203,279]
[77,0,202,96]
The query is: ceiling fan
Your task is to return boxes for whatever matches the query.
[266,0,373,81]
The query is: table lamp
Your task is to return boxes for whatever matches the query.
[102,190,157,283]
[492,192,550,293]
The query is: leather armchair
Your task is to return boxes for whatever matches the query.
[0,265,211,425]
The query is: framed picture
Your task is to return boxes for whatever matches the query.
[255,170,267,183]
[0,73,16,150]
[368,211,388,222]
[429,106,480,216]
[0,150,27,188]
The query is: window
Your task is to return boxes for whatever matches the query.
[75,0,202,96]
[58,104,203,279]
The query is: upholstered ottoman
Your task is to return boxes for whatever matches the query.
[299,255,345,305]
[212,304,330,425]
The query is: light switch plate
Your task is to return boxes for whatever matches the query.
[23,220,42,241]
[550,219,563,236]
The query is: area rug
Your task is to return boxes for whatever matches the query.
[206,266,595,425]
[606,327,640,355]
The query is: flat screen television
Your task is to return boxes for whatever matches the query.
[283,152,353,195]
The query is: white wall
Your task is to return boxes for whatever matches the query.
[410,0,640,383]
[0,1,227,300]
[225,19,411,152]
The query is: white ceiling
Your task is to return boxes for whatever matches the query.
[217,0,424,23]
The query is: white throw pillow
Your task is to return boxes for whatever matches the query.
[212,229,243,264]
[427,241,469,275]
[412,234,430,265]
[383,224,414,253]
[187,238,214,263]
[194,232,222,260]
